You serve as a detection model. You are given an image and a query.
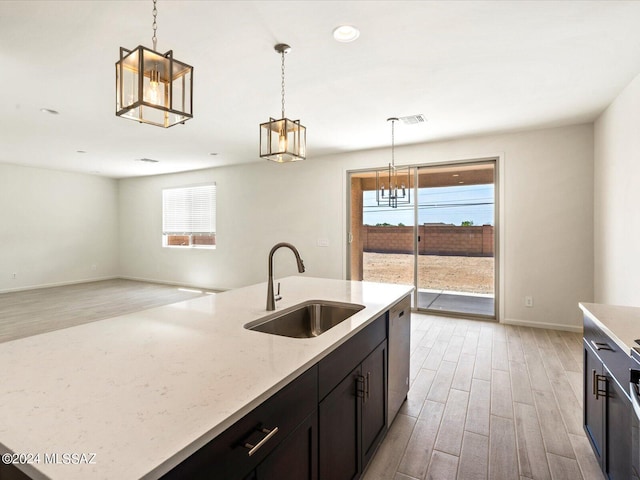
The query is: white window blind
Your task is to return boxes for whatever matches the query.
[162,184,216,235]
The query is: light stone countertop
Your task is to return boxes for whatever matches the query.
[0,276,413,480]
[579,302,640,355]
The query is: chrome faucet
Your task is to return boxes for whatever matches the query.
[266,242,305,311]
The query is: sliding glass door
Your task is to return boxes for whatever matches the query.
[349,159,496,319]
[349,169,416,300]
[414,162,495,317]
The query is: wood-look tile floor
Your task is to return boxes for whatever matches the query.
[0,279,211,343]
[363,313,604,480]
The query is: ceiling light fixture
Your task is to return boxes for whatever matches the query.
[115,0,193,128]
[333,25,360,43]
[260,43,306,163]
[40,108,59,115]
[376,118,411,209]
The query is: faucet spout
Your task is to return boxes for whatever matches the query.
[266,242,305,311]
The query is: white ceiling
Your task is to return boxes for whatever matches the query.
[2,1,640,179]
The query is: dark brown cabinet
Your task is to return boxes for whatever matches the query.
[254,411,318,480]
[318,334,388,480]
[319,367,361,480]
[361,341,387,467]
[584,342,605,464]
[583,314,633,480]
[606,369,632,479]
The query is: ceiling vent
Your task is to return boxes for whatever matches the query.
[136,158,159,163]
[399,114,426,125]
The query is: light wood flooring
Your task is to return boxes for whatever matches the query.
[0,279,211,343]
[363,313,604,480]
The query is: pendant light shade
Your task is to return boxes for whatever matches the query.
[115,0,193,128]
[260,44,306,162]
[260,117,306,163]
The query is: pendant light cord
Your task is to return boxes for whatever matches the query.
[391,118,396,168]
[281,50,286,119]
[152,0,158,51]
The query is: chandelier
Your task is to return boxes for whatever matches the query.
[376,117,410,208]
[260,44,307,163]
[115,0,193,128]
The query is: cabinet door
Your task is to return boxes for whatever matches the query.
[606,375,632,480]
[361,340,387,468]
[256,411,318,480]
[319,367,362,480]
[584,342,605,466]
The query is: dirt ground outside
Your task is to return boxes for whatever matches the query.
[363,252,494,294]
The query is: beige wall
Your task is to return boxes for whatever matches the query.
[0,163,119,292]
[594,72,640,306]
[118,123,594,330]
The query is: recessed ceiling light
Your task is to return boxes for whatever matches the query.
[452,174,460,177]
[333,25,360,43]
[76,150,87,154]
[209,152,218,156]
[136,158,159,163]
[40,108,59,115]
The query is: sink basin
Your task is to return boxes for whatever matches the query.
[245,300,365,338]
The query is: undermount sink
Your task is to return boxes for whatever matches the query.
[245,300,365,338]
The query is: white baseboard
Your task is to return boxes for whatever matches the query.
[502,317,582,333]
[118,275,226,293]
[0,276,119,294]
[0,276,227,295]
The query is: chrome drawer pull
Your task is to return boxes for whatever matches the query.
[244,426,279,456]
[590,340,613,351]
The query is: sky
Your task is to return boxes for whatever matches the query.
[363,184,494,226]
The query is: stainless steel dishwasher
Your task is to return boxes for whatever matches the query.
[388,294,411,426]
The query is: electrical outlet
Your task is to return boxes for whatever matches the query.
[525,296,534,308]
[91,264,97,271]
[11,273,17,280]
[317,238,329,247]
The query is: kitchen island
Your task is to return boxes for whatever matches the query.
[0,276,412,480]
[580,302,640,480]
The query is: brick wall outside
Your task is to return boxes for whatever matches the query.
[362,224,494,257]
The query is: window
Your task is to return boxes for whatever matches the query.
[162,184,216,249]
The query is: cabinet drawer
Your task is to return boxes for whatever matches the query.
[583,315,634,393]
[318,313,386,400]
[162,365,318,480]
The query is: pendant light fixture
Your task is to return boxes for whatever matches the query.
[376,117,411,208]
[115,0,193,128]
[260,44,307,163]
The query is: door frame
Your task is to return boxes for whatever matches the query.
[345,154,504,323]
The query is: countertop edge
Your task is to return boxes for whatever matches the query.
[579,302,633,356]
